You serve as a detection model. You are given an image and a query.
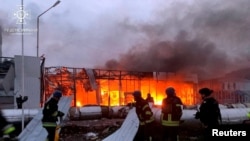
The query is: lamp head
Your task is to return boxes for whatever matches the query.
[53,1,61,7]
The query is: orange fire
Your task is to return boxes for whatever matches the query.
[44,68,198,107]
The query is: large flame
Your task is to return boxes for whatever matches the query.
[44,68,198,107]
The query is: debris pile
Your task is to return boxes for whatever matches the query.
[59,118,124,141]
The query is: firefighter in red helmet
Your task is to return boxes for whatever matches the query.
[133,90,155,141]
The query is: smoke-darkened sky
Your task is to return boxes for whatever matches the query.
[0,0,250,79]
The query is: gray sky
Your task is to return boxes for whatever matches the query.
[1,0,250,79]
[0,0,174,67]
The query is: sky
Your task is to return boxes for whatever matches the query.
[1,0,250,80]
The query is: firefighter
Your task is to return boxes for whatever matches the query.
[195,87,222,141]
[146,93,154,108]
[42,90,65,141]
[161,87,183,141]
[132,90,155,141]
[0,110,16,140]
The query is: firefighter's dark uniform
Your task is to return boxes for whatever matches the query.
[133,91,155,141]
[161,87,183,141]
[0,110,16,140]
[42,91,64,141]
[195,88,221,141]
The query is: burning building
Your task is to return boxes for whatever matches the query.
[43,66,250,108]
[43,67,199,107]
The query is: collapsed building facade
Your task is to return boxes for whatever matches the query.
[43,66,250,107]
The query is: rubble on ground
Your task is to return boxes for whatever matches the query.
[59,118,124,141]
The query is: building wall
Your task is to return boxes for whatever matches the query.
[198,78,250,104]
[14,55,41,108]
[0,96,14,109]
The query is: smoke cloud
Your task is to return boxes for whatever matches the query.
[0,0,250,80]
[101,0,250,80]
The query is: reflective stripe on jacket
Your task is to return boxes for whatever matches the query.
[161,113,180,126]
[42,122,57,127]
[247,112,250,119]
[2,124,16,135]
[135,100,155,125]
[161,96,183,127]
[139,116,155,125]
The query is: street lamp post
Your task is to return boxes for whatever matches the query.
[36,0,61,57]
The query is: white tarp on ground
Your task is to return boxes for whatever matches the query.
[18,95,73,141]
[103,107,139,141]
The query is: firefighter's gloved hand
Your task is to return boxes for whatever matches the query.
[58,111,65,117]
